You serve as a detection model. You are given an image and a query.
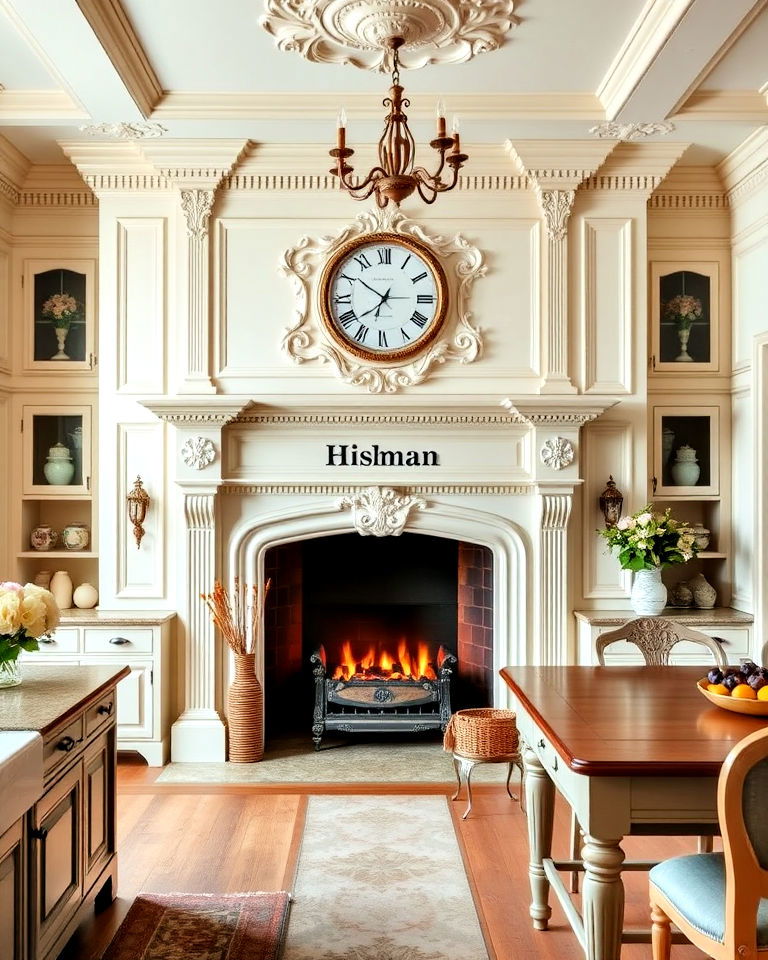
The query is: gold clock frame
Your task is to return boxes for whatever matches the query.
[318,232,449,365]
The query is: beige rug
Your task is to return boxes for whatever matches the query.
[157,739,511,785]
[283,795,489,960]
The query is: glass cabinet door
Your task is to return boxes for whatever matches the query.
[650,262,718,373]
[653,405,719,498]
[22,406,92,497]
[24,260,95,371]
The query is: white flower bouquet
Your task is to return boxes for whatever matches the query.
[663,293,702,331]
[598,506,697,571]
[41,292,82,330]
[0,582,60,683]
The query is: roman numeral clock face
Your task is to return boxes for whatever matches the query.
[319,234,448,363]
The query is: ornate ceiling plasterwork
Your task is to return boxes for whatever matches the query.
[260,0,518,72]
[280,206,485,393]
[79,121,168,139]
[589,121,675,142]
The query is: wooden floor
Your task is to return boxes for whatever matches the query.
[60,753,708,960]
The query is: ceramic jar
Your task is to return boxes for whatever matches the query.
[61,522,89,551]
[690,573,717,609]
[33,570,52,589]
[630,568,667,616]
[691,522,711,551]
[30,524,57,551]
[73,582,98,609]
[670,445,700,486]
[668,580,693,607]
[43,443,75,486]
[49,570,73,610]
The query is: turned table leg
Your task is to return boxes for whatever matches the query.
[581,833,626,960]
[523,742,555,930]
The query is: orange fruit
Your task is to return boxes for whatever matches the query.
[758,687,768,702]
[732,684,757,700]
[707,683,730,696]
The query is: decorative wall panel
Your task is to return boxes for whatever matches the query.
[117,219,166,393]
[581,218,632,394]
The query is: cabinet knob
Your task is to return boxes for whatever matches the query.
[39,637,55,644]
[109,637,131,645]
[57,735,77,752]
[30,827,48,841]
[97,701,114,716]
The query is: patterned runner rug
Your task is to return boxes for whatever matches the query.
[102,891,291,960]
[283,796,489,960]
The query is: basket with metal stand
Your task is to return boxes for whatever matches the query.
[443,708,524,819]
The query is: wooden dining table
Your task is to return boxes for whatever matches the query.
[501,665,768,960]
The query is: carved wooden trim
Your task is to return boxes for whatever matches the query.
[221,483,531,496]
[336,486,427,536]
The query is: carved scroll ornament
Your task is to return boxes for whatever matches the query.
[336,485,426,536]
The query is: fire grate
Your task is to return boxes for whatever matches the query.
[310,645,457,748]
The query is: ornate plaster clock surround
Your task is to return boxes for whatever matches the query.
[280,207,485,392]
[261,0,519,71]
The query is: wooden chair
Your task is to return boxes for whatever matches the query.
[569,617,728,893]
[649,724,768,959]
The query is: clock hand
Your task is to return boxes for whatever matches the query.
[354,277,387,298]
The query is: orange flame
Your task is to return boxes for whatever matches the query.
[330,638,438,682]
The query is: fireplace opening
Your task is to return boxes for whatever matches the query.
[263,533,494,745]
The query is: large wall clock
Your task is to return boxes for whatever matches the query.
[318,233,448,364]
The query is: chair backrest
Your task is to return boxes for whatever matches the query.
[595,616,728,667]
[718,726,768,956]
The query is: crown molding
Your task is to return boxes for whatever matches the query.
[0,89,87,120]
[234,413,515,426]
[74,0,163,117]
[581,141,689,195]
[505,140,617,190]
[596,0,695,121]
[501,396,618,425]
[138,396,254,425]
[674,89,768,121]
[221,483,531,496]
[648,163,728,209]
[717,126,768,204]
[0,135,31,193]
[152,90,604,121]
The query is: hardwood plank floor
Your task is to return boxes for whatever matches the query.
[59,755,709,960]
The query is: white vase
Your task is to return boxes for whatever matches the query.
[670,445,700,486]
[675,325,693,362]
[630,568,667,616]
[50,570,73,610]
[51,326,70,360]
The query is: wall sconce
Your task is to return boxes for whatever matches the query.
[599,476,624,528]
[127,476,150,548]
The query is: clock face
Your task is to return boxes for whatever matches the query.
[319,233,448,363]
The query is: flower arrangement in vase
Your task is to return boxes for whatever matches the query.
[0,582,60,687]
[598,506,698,615]
[202,577,271,762]
[41,292,82,360]
[663,293,702,363]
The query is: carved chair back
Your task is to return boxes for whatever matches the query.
[595,616,728,668]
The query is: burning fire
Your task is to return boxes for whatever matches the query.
[330,639,445,682]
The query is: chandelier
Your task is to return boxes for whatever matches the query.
[330,36,468,207]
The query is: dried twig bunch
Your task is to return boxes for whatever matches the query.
[201,577,272,656]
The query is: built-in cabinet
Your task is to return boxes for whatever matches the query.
[0,817,26,960]
[25,613,175,766]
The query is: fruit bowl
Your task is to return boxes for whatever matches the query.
[697,678,768,716]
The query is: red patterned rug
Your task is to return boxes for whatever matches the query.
[102,891,291,960]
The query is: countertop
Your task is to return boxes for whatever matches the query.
[58,609,175,626]
[573,607,753,626]
[0,664,130,734]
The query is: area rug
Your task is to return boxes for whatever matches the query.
[157,739,510,785]
[102,891,291,960]
[282,796,489,960]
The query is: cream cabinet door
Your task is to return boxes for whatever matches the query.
[115,663,154,740]
[0,818,26,960]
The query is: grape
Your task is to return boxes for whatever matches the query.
[741,661,759,677]
[760,668,768,681]
[707,668,724,685]
[723,673,746,691]
[749,675,766,691]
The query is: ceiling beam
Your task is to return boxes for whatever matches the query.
[0,0,155,120]
[598,0,768,121]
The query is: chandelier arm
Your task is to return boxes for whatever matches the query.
[415,178,438,204]
[338,166,386,195]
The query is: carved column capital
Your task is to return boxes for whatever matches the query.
[179,188,215,240]
[537,188,576,243]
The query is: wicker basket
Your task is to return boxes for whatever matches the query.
[443,708,519,760]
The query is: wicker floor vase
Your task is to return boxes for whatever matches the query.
[227,652,264,763]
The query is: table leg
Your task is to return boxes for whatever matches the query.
[581,834,625,960]
[451,756,462,801]
[523,742,554,930]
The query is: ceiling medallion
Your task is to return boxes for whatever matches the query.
[260,0,518,72]
[79,121,168,139]
[332,36,467,206]
[589,121,675,142]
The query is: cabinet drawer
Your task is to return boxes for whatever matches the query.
[83,628,153,654]
[31,629,80,655]
[43,717,84,777]
[85,691,117,739]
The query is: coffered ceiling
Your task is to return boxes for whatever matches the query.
[0,0,766,166]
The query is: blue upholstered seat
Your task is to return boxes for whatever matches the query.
[650,853,768,948]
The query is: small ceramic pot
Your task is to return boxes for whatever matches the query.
[668,580,693,607]
[670,445,700,486]
[61,523,89,551]
[30,524,58,551]
[73,582,98,609]
[690,573,717,609]
[33,570,52,589]
[43,443,75,486]
[691,522,711,551]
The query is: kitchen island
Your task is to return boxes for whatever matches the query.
[0,663,129,960]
